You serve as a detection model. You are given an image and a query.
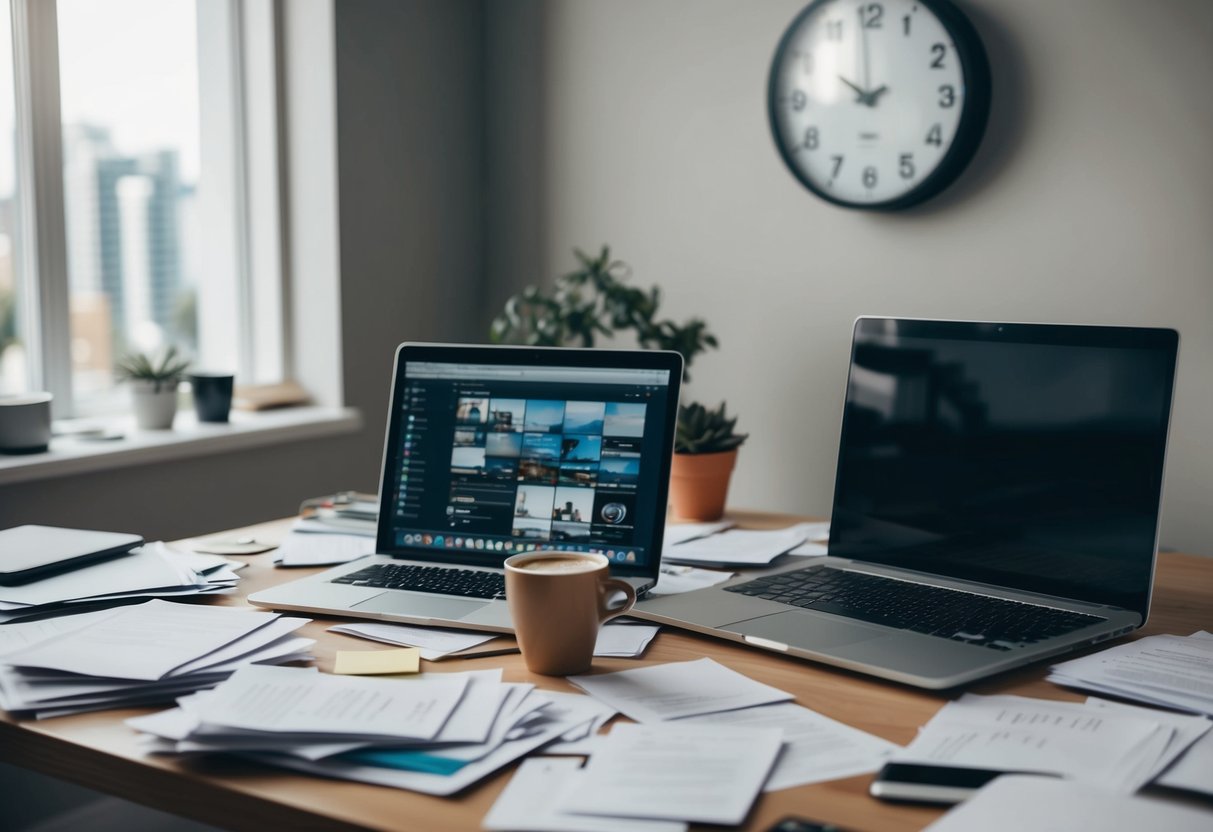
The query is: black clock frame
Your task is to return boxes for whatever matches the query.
[767,0,991,211]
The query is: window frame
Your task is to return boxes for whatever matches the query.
[7,0,295,419]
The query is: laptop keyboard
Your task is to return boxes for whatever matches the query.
[332,563,505,600]
[724,566,1105,651]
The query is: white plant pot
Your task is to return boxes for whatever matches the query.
[131,380,180,430]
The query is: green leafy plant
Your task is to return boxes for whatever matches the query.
[116,346,191,393]
[675,401,748,454]
[490,246,744,455]
[490,246,717,380]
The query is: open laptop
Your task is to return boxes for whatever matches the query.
[250,343,683,633]
[634,318,1179,689]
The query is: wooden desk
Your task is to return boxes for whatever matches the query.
[2,511,1210,832]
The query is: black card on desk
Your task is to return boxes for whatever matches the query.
[0,525,144,585]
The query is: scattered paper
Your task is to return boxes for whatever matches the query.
[0,609,115,658]
[1048,631,1213,716]
[1157,717,1213,797]
[649,565,734,596]
[663,523,823,566]
[274,532,377,567]
[891,693,1168,792]
[923,774,1213,832]
[560,722,782,825]
[678,701,900,790]
[329,621,499,660]
[333,648,420,676]
[1,599,280,681]
[662,521,734,547]
[594,624,660,658]
[193,664,467,741]
[485,757,685,832]
[1083,697,1211,788]
[787,541,828,557]
[568,657,793,722]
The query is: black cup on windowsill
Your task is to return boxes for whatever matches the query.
[189,373,235,423]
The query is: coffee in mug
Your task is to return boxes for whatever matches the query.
[504,551,636,675]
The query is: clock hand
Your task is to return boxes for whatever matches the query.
[838,75,867,103]
[866,84,889,106]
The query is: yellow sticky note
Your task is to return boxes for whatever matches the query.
[333,648,420,676]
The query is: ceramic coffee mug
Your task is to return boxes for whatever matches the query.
[504,551,636,675]
[189,372,234,423]
[0,392,53,454]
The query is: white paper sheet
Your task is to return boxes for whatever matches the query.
[192,664,468,740]
[663,523,821,566]
[649,565,734,596]
[560,722,782,825]
[0,549,202,606]
[274,532,377,567]
[1083,697,1212,788]
[1,600,281,681]
[1157,718,1213,796]
[892,693,1165,792]
[662,521,734,547]
[568,657,793,722]
[329,621,498,660]
[678,701,901,790]
[485,757,686,832]
[923,774,1213,832]
[0,609,117,658]
[594,624,660,658]
[251,689,603,796]
[1049,632,1213,716]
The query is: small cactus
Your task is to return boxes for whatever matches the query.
[675,401,748,454]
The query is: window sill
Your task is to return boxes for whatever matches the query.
[0,406,363,487]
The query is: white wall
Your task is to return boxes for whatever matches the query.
[490,0,1213,553]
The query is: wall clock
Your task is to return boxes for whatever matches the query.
[768,0,991,210]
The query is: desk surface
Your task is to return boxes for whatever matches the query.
[2,511,1211,832]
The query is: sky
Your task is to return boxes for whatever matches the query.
[1,0,200,196]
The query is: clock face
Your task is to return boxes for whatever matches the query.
[769,0,990,210]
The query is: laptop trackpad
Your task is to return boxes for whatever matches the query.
[725,611,888,649]
[352,592,487,619]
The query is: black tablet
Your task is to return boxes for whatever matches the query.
[0,525,144,585]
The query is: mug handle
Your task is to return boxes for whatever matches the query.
[597,577,637,624]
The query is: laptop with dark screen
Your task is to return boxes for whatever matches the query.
[634,318,1178,689]
[251,343,682,633]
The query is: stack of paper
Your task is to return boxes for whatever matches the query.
[274,529,377,567]
[0,543,243,623]
[663,522,828,567]
[889,693,1205,793]
[923,774,1213,832]
[330,620,660,661]
[0,600,313,718]
[493,657,898,825]
[129,665,617,796]
[1047,631,1213,716]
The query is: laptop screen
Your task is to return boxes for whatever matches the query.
[378,346,681,575]
[830,319,1178,618]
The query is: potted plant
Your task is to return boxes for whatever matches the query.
[117,347,191,430]
[491,246,746,520]
[670,402,748,520]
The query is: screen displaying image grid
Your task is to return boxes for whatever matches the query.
[389,362,672,568]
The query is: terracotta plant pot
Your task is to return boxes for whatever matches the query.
[668,449,738,521]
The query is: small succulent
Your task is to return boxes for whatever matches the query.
[675,401,748,455]
[116,346,191,393]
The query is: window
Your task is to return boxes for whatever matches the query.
[1,0,287,417]
[0,0,26,396]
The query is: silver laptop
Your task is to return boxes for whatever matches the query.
[634,318,1179,689]
[250,343,683,632]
